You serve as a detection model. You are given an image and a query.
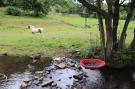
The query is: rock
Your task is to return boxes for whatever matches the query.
[51,82,57,87]
[69,63,75,67]
[32,60,37,64]
[46,71,50,74]
[20,81,28,89]
[41,80,54,87]
[38,77,43,81]
[33,80,40,86]
[23,79,31,83]
[66,85,70,88]
[30,54,41,60]
[33,76,38,80]
[2,53,8,56]
[69,77,72,79]
[49,76,52,79]
[35,71,43,74]
[78,67,82,70]
[56,63,66,69]
[56,87,62,89]
[57,79,61,81]
[73,75,83,80]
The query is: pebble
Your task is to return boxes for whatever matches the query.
[69,77,72,79]
[33,76,38,80]
[20,81,28,89]
[35,71,43,74]
[38,77,43,81]
[51,82,57,87]
[23,79,31,83]
[57,79,61,81]
[41,80,54,87]
[56,63,66,69]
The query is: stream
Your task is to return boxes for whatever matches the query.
[0,56,135,89]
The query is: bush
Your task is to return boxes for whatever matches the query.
[5,6,22,16]
[112,49,135,61]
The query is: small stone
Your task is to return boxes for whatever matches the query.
[66,85,70,87]
[46,71,50,74]
[33,76,38,80]
[69,77,72,79]
[51,82,57,87]
[57,79,61,81]
[73,75,83,80]
[38,77,43,81]
[33,80,40,86]
[49,76,52,79]
[20,81,28,89]
[41,80,53,87]
[35,71,43,74]
[23,79,30,83]
[78,67,82,70]
[56,63,66,69]
[70,63,75,67]
[83,74,88,77]
[78,71,83,75]
[2,53,8,56]
[56,87,62,89]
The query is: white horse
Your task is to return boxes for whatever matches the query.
[27,25,43,34]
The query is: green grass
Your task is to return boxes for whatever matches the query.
[0,13,134,56]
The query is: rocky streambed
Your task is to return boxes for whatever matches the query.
[21,57,88,89]
[1,56,135,89]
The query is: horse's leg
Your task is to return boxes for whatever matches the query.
[39,30,42,34]
[32,32,35,34]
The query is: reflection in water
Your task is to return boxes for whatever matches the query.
[0,56,52,89]
[83,68,105,89]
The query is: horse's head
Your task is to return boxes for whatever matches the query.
[27,25,34,29]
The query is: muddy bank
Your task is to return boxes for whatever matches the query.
[0,55,53,89]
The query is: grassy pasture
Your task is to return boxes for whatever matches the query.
[0,13,134,56]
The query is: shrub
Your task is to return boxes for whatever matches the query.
[112,49,135,61]
[5,6,22,16]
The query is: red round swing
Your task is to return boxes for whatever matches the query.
[80,58,106,69]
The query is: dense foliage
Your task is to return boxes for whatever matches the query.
[5,6,22,16]
[3,0,51,17]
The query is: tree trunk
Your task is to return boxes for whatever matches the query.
[96,0,106,58]
[105,0,113,58]
[0,0,3,7]
[105,18,113,58]
[119,4,135,49]
[130,28,135,50]
[112,0,120,50]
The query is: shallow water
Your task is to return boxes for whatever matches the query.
[0,56,135,89]
[0,56,52,89]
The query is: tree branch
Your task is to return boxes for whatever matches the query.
[96,0,106,58]
[119,1,135,49]
[77,0,109,18]
[106,0,113,16]
[120,0,126,5]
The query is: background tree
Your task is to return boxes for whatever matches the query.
[3,0,51,17]
[77,0,135,59]
[0,0,4,7]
